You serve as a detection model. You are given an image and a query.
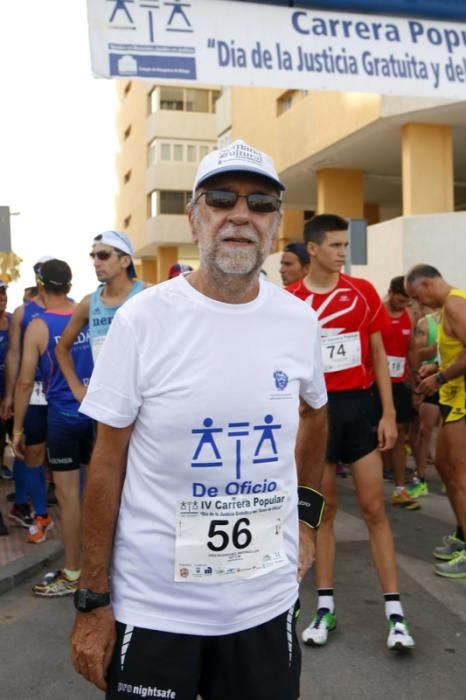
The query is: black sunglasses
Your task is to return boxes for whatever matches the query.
[89,250,123,261]
[195,190,281,213]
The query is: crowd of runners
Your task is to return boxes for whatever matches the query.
[0,141,465,698]
[0,233,149,597]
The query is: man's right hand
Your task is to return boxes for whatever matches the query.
[0,396,13,421]
[71,606,116,691]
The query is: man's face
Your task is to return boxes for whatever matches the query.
[388,290,410,313]
[405,278,439,308]
[307,230,348,273]
[189,174,281,279]
[91,243,129,283]
[279,252,307,286]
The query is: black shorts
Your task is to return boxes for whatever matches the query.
[424,391,440,406]
[326,389,378,465]
[372,383,413,426]
[0,416,12,442]
[24,404,47,446]
[106,602,301,700]
[46,406,95,472]
[392,383,413,424]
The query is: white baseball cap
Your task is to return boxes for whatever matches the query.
[92,230,136,278]
[193,140,285,192]
[92,230,134,257]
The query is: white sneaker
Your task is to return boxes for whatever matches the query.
[386,615,415,650]
[301,608,336,646]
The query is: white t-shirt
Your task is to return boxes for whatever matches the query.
[80,275,327,636]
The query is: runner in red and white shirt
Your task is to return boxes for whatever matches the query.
[379,276,420,511]
[288,214,415,652]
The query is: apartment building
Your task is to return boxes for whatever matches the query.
[115,80,220,282]
[115,79,466,290]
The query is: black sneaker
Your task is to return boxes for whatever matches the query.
[0,512,8,536]
[9,504,33,528]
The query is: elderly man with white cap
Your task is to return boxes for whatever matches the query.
[71,141,328,700]
[55,230,147,404]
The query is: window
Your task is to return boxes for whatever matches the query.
[185,89,209,113]
[149,87,220,114]
[199,145,209,159]
[160,86,184,111]
[173,144,183,162]
[161,143,171,161]
[218,131,232,150]
[159,191,191,215]
[187,145,196,162]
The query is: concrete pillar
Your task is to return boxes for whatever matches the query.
[402,123,453,215]
[156,246,178,283]
[139,258,158,284]
[277,209,305,250]
[317,169,364,218]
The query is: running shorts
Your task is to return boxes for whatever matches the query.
[424,391,440,407]
[106,601,301,700]
[439,375,466,424]
[23,404,47,446]
[47,406,95,472]
[326,389,378,465]
[372,383,413,426]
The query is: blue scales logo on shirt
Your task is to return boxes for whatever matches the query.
[190,415,282,497]
[273,370,288,391]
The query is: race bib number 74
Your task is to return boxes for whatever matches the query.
[321,332,361,373]
[174,493,288,583]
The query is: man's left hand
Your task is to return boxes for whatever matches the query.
[417,374,439,397]
[297,521,316,583]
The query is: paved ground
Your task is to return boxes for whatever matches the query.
[1,470,465,700]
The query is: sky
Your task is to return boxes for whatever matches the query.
[0,1,119,310]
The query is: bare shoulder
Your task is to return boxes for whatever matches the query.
[445,293,466,318]
[74,294,91,317]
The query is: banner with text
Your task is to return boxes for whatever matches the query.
[87,0,466,99]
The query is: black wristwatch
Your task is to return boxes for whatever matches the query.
[436,372,447,386]
[74,588,111,613]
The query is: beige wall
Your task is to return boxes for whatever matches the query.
[352,212,466,295]
[230,88,381,174]
[115,81,148,253]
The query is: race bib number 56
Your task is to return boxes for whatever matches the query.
[174,493,288,583]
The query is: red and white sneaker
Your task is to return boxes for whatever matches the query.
[27,514,54,544]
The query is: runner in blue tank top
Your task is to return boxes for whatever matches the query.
[56,230,148,401]
[12,260,94,596]
[0,282,12,535]
[1,257,52,533]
